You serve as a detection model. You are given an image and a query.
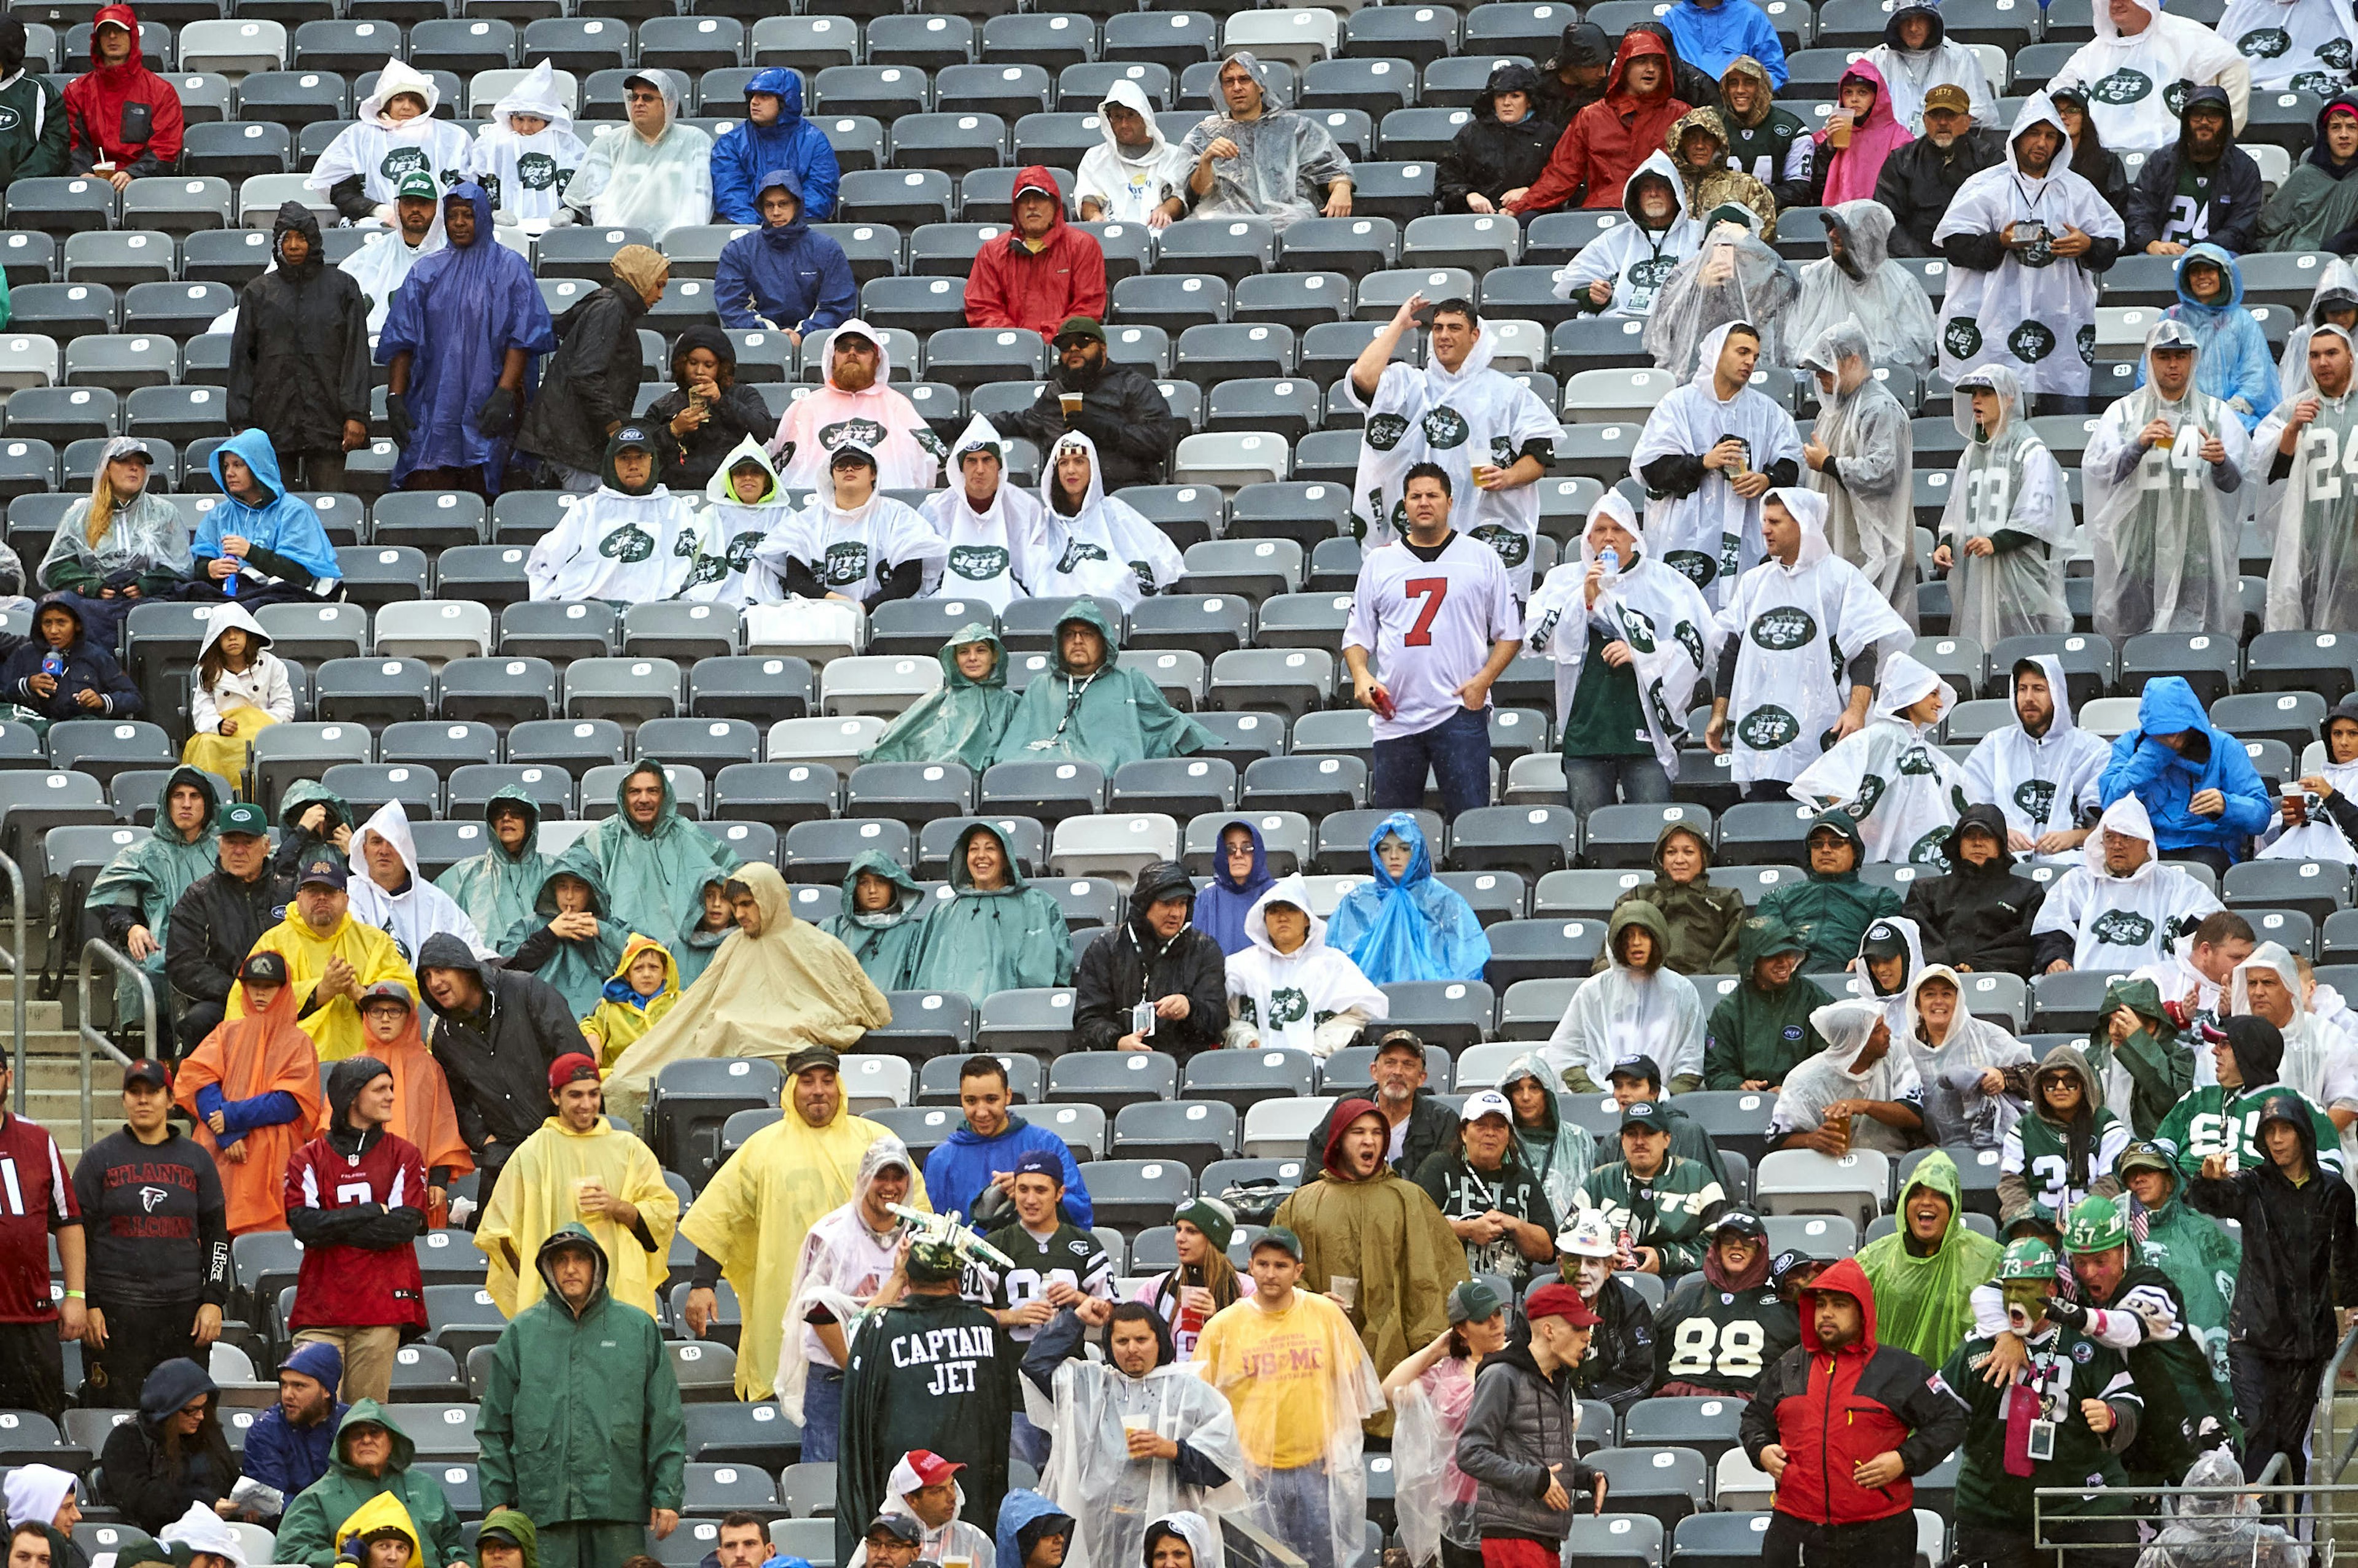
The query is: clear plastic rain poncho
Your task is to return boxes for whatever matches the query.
[1791,650,1969,866]
[467,60,587,227]
[1539,901,1706,1087]
[1933,94,2126,398]
[1786,201,1940,371]
[2232,939,2358,1172]
[306,58,472,220]
[1716,486,1914,786]
[1629,320,1806,608]
[1176,53,1352,231]
[1940,366,2073,646]
[2143,244,2280,431]
[338,203,443,335]
[1523,489,1723,780]
[559,68,713,238]
[1034,430,1185,610]
[1344,306,1560,596]
[2029,796,2226,970]
[1643,207,1803,377]
[2257,325,2358,632]
[2087,317,2249,640]
[2132,1448,2302,1568]
[1799,318,1917,627]
[1390,1353,1482,1566]
[1767,997,1928,1154]
[681,436,790,605]
[1549,150,1698,319]
[1904,961,2033,1146]
[776,1135,927,1421]
[919,415,1053,613]
[2276,256,2358,402]
[750,444,947,603]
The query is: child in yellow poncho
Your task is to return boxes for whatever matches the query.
[580,933,682,1070]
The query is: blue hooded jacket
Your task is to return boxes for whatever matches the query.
[196,429,341,586]
[712,167,857,335]
[921,1112,1094,1230]
[994,1492,1073,1568]
[1323,812,1492,984]
[2138,243,2278,431]
[238,1340,348,1509]
[2099,676,2274,861]
[710,69,841,225]
[1661,0,1788,86]
[1191,817,1274,957]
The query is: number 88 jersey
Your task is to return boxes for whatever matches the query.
[1652,1278,1802,1397]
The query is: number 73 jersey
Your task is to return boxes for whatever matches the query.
[2257,392,2358,634]
[1651,1275,1801,1397]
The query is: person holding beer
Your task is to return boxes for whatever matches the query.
[1764,997,1928,1157]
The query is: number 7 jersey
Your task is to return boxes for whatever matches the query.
[1343,533,1523,742]
[2257,386,2358,632]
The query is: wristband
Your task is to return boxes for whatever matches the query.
[63,1290,83,1299]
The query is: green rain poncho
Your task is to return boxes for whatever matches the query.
[274,778,352,882]
[2126,1153,2238,1384]
[1756,810,1903,972]
[859,624,1019,772]
[1854,1149,2003,1364]
[433,785,551,957]
[820,849,930,993]
[89,765,220,1022]
[2084,976,2195,1140]
[500,863,629,1019]
[902,821,1072,998]
[1700,912,1834,1091]
[271,1402,469,1568]
[989,598,1216,771]
[554,760,742,950]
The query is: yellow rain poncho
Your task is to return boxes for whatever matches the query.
[680,1093,932,1400]
[332,1491,424,1568]
[473,1111,680,1319]
[233,906,417,1062]
[579,933,683,1069]
[602,861,892,1123]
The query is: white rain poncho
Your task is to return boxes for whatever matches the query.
[1629,320,1806,608]
[1856,914,1929,1041]
[2257,325,2358,632]
[751,453,947,604]
[306,59,473,219]
[1523,490,1722,780]
[680,436,791,605]
[1643,208,1803,378]
[772,320,949,492]
[1177,53,1352,231]
[2133,1449,2302,1568]
[561,68,715,239]
[2277,257,2358,403]
[468,60,588,226]
[920,416,1053,612]
[843,1457,997,1568]
[1905,961,2033,1146]
[1786,203,1940,373]
[1933,95,2127,398]
[338,214,444,335]
[345,800,492,964]
[1222,875,1389,1060]
[1941,366,2073,646]
[2225,0,2353,90]
[1538,911,1707,1087]
[1863,8,2001,132]
[1549,150,1699,318]
[1344,313,1561,596]
[1766,998,1928,1154]
[1036,430,1185,610]
[1716,487,1914,786]
[1791,651,1969,866]
[1075,79,1191,225]
[1961,653,2111,857]
[2029,796,2226,969]
[524,479,698,602]
[2087,317,2248,640]
[2231,939,2358,1170]
[1799,318,1917,628]
[2049,0,2252,152]
[1022,1320,1245,1568]
[1141,1517,1225,1568]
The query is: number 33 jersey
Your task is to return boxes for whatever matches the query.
[1652,1274,1800,1397]
[1343,533,1523,742]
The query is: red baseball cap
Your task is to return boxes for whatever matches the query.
[903,1451,967,1488]
[1524,1283,1601,1328]
[548,1053,601,1093]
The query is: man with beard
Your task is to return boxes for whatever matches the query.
[1716,56,1811,211]
[2125,90,2263,255]
[2259,324,2358,631]
[1652,1206,1797,1401]
[1000,317,1181,492]
[769,320,944,491]
[1875,86,2007,256]
[338,171,442,334]
[1964,656,2112,863]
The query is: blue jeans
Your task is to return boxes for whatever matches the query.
[1263,1461,1338,1568]
[801,1365,844,1461]
[1371,705,1492,821]
[1563,753,1671,817]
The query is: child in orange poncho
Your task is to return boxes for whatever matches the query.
[174,950,322,1235]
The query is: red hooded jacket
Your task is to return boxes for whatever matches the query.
[1735,1257,1969,1529]
[1509,31,1687,215]
[963,166,1110,341]
[62,4,183,176]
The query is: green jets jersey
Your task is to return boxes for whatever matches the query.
[2154,1082,2346,1181]
[1940,1326,2142,1527]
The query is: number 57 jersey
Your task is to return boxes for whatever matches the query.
[2257,370,2358,633]
[1652,1268,1800,1398]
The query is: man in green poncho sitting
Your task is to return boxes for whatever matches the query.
[1757,812,1902,974]
[1702,914,1832,1093]
[903,823,1071,1000]
[554,760,741,957]
[823,850,930,993]
[2086,975,2194,1139]
[989,599,1215,770]
[90,764,220,1039]
[1855,1147,2002,1365]
[2115,1138,2236,1385]
[860,626,1020,772]
[435,787,551,963]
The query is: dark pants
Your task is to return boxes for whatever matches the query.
[1371,705,1490,821]
[1745,780,1797,801]
[2232,1346,2325,1499]
[801,1365,844,1462]
[2161,846,2236,880]
[0,1319,67,1422]
[535,1522,648,1568]
[279,450,349,494]
[1952,1515,2138,1568]
[2030,394,2094,416]
[1439,1540,1484,1568]
[175,998,224,1057]
[81,1298,199,1408]
[1761,1510,1915,1568]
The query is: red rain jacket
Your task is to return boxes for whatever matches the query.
[963,166,1110,341]
[1509,30,1687,214]
[62,4,183,176]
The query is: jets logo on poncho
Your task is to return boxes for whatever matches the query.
[1130,561,1155,594]
[680,554,728,589]
[1268,988,1309,1025]
[1665,551,1716,589]
[1737,705,1801,750]
[2164,79,2193,115]
[674,527,699,557]
[381,146,429,180]
[1649,677,1681,735]
[2077,324,2097,365]
[725,532,761,570]
[599,524,654,562]
[1365,413,1411,452]
[1750,605,1818,651]
[2238,26,2293,56]
[2009,321,2058,362]
[820,417,888,450]
[2294,70,2343,95]
[2090,909,2158,947]
[1945,316,1985,359]
[1057,539,1108,572]
[825,541,870,586]
[1490,435,1517,467]
[1617,607,1659,655]
[950,545,1009,580]
[1908,825,1953,867]
[2092,68,2154,104]
[516,152,561,191]
[2015,778,2057,821]
[1471,523,1528,567]
[1422,406,1471,449]
[1673,619,1706,671]
[916,428,949,459]
[2322,36,2352,66]
[1853,772,1888,820]
[1628,255,1679,306]
[1898,745,1938,777]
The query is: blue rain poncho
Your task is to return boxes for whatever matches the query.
[196,429,340,589]
[1192,817,1274,957]
[858,624,1019,773]
[1323,813,1491,985]
[553,761,744,951]
[1662,0,1789,83]
[2136,243,2280,430]
[901,821,1073,998]
[819,849,930,993]
[376,182,556,493]
[710,68,841,224]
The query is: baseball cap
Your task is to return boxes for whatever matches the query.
[610,423,656,455]
[1053,316,1107,345]
[865,1518,923,1547]
[122,1058,170,1092]
[296,857,345,891]
[1011,1149,1064,1182]
[1525,1282,1601,1327]
[1460,1089,1512,1124]
[2117,1139,2174,1180]
[216,801,268,837]
[831,441,881,470]
[395,169,439,201]
[1253,1225,1304,1260]
[1620,1101,1670,1135]
[1016,175,1057,201]
[1706,1205,1768,1241]
[784,1044,841,1077]
[1447,1279,1503,1324]
[356,980,413,1013]
[1923,83,1972,114]
[239,950,288,986]
[477,1527,526,1551]
[1373,1028,1426,1060]
[902,1451,967,1489]
[548,1052,601,1093]
[1606,1054,1660,1088]
[1858,921,1910,962]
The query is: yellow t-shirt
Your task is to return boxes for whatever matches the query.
[1193,1289,1372,1470]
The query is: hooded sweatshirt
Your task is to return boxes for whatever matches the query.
[1861,0,1998,131]
[819,849,929,993]
[1717,54,1813,206]
[1899,802,2049,976]
[2031,796,2225,971]
[346,801,491,966]
[411,932,583,1159]
[1221,875,1388,1060]
[964,166,1108,340]
[1074,858,1229,1060]
[1194,820,1275,958]
[1511,30,1690,215]
[713,166,855,337]
[306,58,471,219]
[2099,675,2274,860]
[194,430,340,597]
[561,67,713,237]
[710,66,839,223]
[1543,901,1706,1092]
[1438,63,1563,212]
[1662,0,1789,85]
[1703,912,1834,1089]
[431,786,549,952]
[2142,242,2277,432]
[768,318,947,491]
[1856,1152,2007,1362]
[228,204,374,460]
[2187,1086,2358,1360]
[2049,0,2252,155]
[1076,79,1193,224]
[1549,149,1699,317]
[1999,1043,2130,1219]
[3,592,136,719]
[0,21,66,190]
[284,1058,427,1330]
[63,4,180,177]
[270,1403,467,1568]
[1326,814,1492,986]
[1758,809,1905,971]
[1603,821,1744,972]
[465,60,585,223]
[1809,59,1914,206]
[990,596,1211,766]
[96,1359,231,1531]
[2125,91,2266,257]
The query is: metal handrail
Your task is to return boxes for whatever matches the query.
[2034,1453,2297,1555]
[2325,1319,2358,1484]
[0,851,28,1114]
[74,938,150,1151]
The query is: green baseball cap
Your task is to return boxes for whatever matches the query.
[395,170,438,201]
[1996,1236,2059,1281]
[1447,1279,1503,1324]
[2065,1195,2128,1255]
[216,801,267,837]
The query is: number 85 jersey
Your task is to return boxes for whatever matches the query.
[2257,381,2358,634]
[1343,533,1522,743]
[1651,1272,1801,1397]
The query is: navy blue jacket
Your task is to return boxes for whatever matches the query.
[713,168,858,335]
[233,1398,348,1516]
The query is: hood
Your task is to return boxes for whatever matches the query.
[1806,807,1866,883]
[160,1507,244,1568]
[1546,20,1613,72]
[2175,1448,2260,1519]
[1364,812,1435,890]
[1665,104,1729,169]
[87,4,147,76]
[2174,83,2238,160]
[479,785,542,863]
[1954,365,2028,443]
[1498,1054,1562,1138]
[1216,50,1288,109]
[837,848,924,925]
[1606,900,1671,975]
[477,1513,537,1568]
[149,764,220,845]
[2133,675,2214,758]
[1097,78,1173,162]
[1857,915,1926,998]
[2005,92,2073,177]
[2251,1087,2322,1172]
[1808,998,1894,1076]
[2014,654,2082,740]
[1127,858,1199,931]
[2232,940,2306,1022]
[1007,165,1068,233]
[2091,0,2157,41]
[1213,818,1270,894]
[531,860,611,921]
[2032,1041,2104,1117]
[819,318,895,394]
[4,1467,74,1535]
[628,68,684,133]
[2324,694,2358,754]
[1868,650,1957,732]
[1821,198,1896,276]
[2139,316,2210,394]
[726,861,795,938]
[209,427,287,507]
[1043,429,1111,522]
[745,64,804,123]
[853,1135,916,1213]
[329,1400,416,1478]
[1832,56,1902,138]
[280,782,349,850]
[994,1492,1075,1568]
[2084,796,2160,880]
[325,1055,393,1127]
[609,760,684,839]
[1735,910,1810,978]
[30,592,90,649]
[2311,95,2358,172]
[1142,1516,1223,1568]
[1651,817,1713,879]
[671,324,736,390]
[600,931,681,1009]
[2220,1014,2285,1086]
[533,1221,611,1314]
[704,435,783,509]
[1799,318,1879,400]
[937,623,1009,691]
[1473,63,1544,123]
[1047,593,1123,676]
[492,57,570,132]
[1767,486,1833,569]
[1605,28,1673,105]
[136,1357,216,1426]
[196,602,271,662]
[2173,241,2246,317]
[332,1493,422,1568]
[359,58,442,128]
[1243,873,1327,958]
[756,166,811,238]
[1581,491,1650,575]
[273,201,324,275]
[1896,1147,1969,1236]
[1796,1256,1879,1354]
[1941,802,2015,873]
[1321,1095,1383,1176]
[948,821,1031,895]
[1881,0,1945,49]
[1721,55,1778,122]
[356,799,422,891]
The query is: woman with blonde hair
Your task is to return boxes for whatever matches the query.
[36,435,190,649]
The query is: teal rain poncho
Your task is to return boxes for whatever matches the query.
[501,861,629,1019]
[90,765,221,1022]
[553,761,742,950]
[859,625,1019,772]
[1498,1052,1595,1220]
[2126,1151,2238,1383]
[989,598,1216,770]
[1323,813,1491,985]
[434,785,551,953]
[820,850,930,993]
[901,821,1073,997]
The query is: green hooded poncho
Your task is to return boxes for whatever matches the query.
[90,764,220,1020]
[987,598,1216,771]
[1499,1052,1596,1221]
[859,624,1020,772]
[475,1510,540,1568]
[273,778,351,882]
[1756,810,1902,972]
[1600,820,1746,976]
[434,785,551,955]
[271,1402,469,1568]
[1701,912,1832,1090]
[1854,1150,2002,1364]
[554,760,742,952]
[901,821,1072,998]
[501,862,631,1019]
[820,848,930,993]
[2126,1155,2238,1384]
[2083,976,2195,1141]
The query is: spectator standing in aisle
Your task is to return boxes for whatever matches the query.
[647,332,777,499]
[413,934,575,1214]
[95,1360,235,1532]
[1073,860,1228,1060]
[1343,464,1523,822]
[1963,656,2109,860]
[1860,0,1995,132]
[1075,80,1190,225]
[176,957,322,1239]
[1381,1278,1505,1568]
[1933,371,2075,647]
[1508,31,1687,216]
[2126,92,2263,255]
[0,20,66,192]
[1855,1150,2005,1363]
[1453,1281,1606,1563]
[1179,53,1352,230]
[1702,912,1831,1092]
[1630,322,1803,610]
[1874,85,2005,256]
[338,171,442,335]
[2049,0,2249,156]
[515,247,670,492]
[1347,294,1557,598]
[379,184,556,497]
[558,70,712,238]
[236,1342,345,1522]
[465,61,583,229]
[72,1060,227,1407]
[62,6,177,188]
[1652,1206,1798,1400]
[2097,675,2272,875]
[712,171,855,340]
[998,318,1184,494]
[307,61,469,225]
[1799,319,1919,630]
[240,859,415,1063]
[1301,1030,1458,1175]
[964,171,1108,341]
[768,321,946,490]
[775,1138,917,1460]
[225,204,371,494]
[271,1405,467,1568]
[283,1057,427,1405]
[1547,153,1699,319]
[1438,64,1560,215]
[2260,324,2358,631]
[1661,0,1787,83]
[91,767,219,1045]
[2033,797,2224,973]
[164,802,287,1056]
[710,67,838,225]
[476,1227,686,1568]
[553,761,741,965]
